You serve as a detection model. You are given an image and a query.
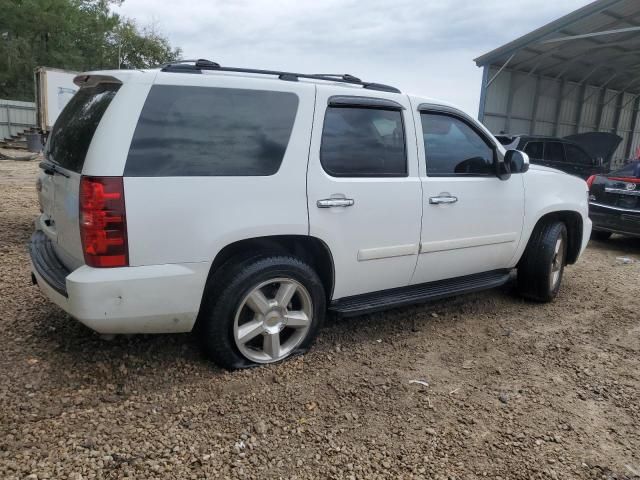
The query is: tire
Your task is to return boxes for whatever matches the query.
[198,255,326,369]
[591,230,612,241]
[517,221,568,302]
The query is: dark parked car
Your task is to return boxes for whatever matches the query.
[587,160,640,240]
[496,132,621,180]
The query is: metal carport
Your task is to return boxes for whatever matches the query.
[475,0,640,168]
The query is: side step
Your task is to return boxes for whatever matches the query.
[329,269,511,317]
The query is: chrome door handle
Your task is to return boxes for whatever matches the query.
[317,198,355,208]
[429,195,458,205]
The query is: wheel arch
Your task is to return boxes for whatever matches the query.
[525,210,584,265]
[206,235,335,301]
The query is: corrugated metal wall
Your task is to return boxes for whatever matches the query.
[0,99,37,141]
[480,66,640,168]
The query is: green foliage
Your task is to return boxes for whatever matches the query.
[0,0,181,100]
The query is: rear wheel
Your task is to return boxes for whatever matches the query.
[198,255,325,369]
[517,221,568,302]
[591,230,612,241]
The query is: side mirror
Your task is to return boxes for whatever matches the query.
[505,149,529,174]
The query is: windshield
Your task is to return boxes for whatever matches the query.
[46,83,120,173]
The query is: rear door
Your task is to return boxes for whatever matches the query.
[43,82,121,269]
[307,89,422,300]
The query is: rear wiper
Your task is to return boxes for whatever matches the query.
[39,161,70,178]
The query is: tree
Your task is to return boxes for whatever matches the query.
[0,0,181,100]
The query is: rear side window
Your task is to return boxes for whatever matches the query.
[421,112,494,176]
[320,107,407,177]
[524,141,543,160]
[564,144,592,166]
[46,83,120,173]
[125,85,298,176]
[544,142,565,163]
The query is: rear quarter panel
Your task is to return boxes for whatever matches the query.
[123,73,316,266]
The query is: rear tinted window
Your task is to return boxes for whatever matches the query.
[125,85,298,177]
[320,107,406,177]
[524,141,543,160]
[544,142,565,163]
[564,144,592,166]
[46,83,120,173]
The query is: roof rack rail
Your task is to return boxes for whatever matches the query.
[160,59,401,94]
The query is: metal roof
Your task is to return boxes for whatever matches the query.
[474,0,640,94]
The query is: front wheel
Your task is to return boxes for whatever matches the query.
[198,255,326,369]
[517,221,568,302]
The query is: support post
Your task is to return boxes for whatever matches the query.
[5,104,11,136]
[552,79,566,136]
[505,72,516,134]
[573,84,586,134]
[625,96,640,159]
[595,87,608,131]
[478,65,489,122]
[529,75,541,135]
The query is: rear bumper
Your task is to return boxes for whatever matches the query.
[29,231,210,334]
[589,202,640,238]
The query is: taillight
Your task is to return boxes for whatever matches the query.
[586,175,596,189]
[79,176,128,268]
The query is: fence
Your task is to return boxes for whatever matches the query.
[0,99,37,141]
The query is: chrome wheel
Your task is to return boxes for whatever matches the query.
[233,278,313,364]
[550,237,565,289]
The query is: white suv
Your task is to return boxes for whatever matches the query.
[30,60,591,369]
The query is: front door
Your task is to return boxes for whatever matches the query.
[307,88,422,300]
[411,106,525,284]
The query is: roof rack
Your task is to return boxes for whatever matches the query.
[159,59,401,94]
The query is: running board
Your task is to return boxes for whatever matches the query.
[329,270,511,317]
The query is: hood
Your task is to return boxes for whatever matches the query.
[563,132,622,163]
[529,164,566,175]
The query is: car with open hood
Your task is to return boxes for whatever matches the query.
[496,132,622,180]
[588,160,640,240]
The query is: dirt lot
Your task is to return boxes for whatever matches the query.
[1,159,639,480]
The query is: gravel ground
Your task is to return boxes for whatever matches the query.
[1,159,639,480]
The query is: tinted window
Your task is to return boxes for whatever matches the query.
[125,85,298,176]
[564,144,592,166]
[46,83,120,173]
[611,161,640,178]
[421,113,494,176]
[524,141,543,160]
[320,107,406,177]
[544,142,565,163]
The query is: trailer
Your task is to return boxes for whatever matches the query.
[34,67,78,133]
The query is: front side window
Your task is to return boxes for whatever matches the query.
[320,107,407,177]
[544,142,565,163]
[421,112,494,176]
[524,141,543,161]
[125,85,298,176]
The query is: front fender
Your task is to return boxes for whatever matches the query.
[511,169,590,266]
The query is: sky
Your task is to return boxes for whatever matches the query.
[114,0,592,117]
